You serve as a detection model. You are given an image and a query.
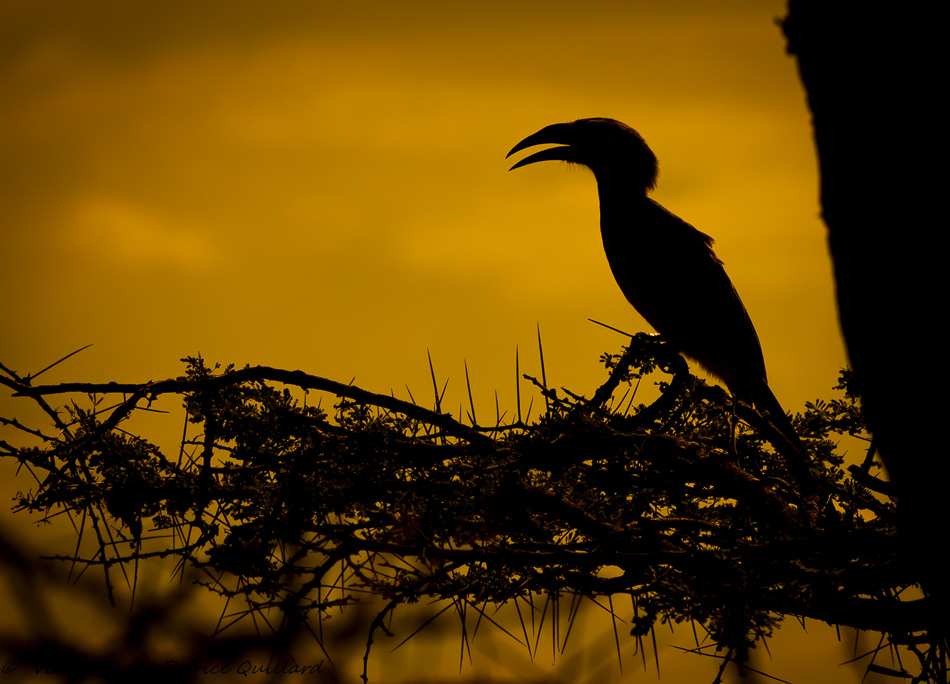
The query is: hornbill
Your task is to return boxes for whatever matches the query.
[507,118,814,491]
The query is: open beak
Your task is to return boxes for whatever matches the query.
[506,123,576,170]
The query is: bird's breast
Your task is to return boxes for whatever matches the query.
[597,202,696,332]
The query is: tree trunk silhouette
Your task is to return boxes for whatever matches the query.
[784,0,945,629]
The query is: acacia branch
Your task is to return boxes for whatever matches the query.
[7,365,495,446]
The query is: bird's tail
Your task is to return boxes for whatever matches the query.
[745,382,817,497]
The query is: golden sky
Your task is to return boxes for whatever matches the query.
[0,1,865,681]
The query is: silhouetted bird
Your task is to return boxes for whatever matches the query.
[507,118,812,486]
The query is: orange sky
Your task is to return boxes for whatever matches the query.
[0,1,867,682]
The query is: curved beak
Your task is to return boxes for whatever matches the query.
[506,122,576,170]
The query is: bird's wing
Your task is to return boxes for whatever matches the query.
[601,199,768,392]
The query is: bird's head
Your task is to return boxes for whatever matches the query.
[507,117,658,191]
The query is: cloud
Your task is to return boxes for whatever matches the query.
[65,195,220,272]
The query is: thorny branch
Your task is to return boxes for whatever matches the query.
[0,335,944,682]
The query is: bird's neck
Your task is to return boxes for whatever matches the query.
[594,174,652,227]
